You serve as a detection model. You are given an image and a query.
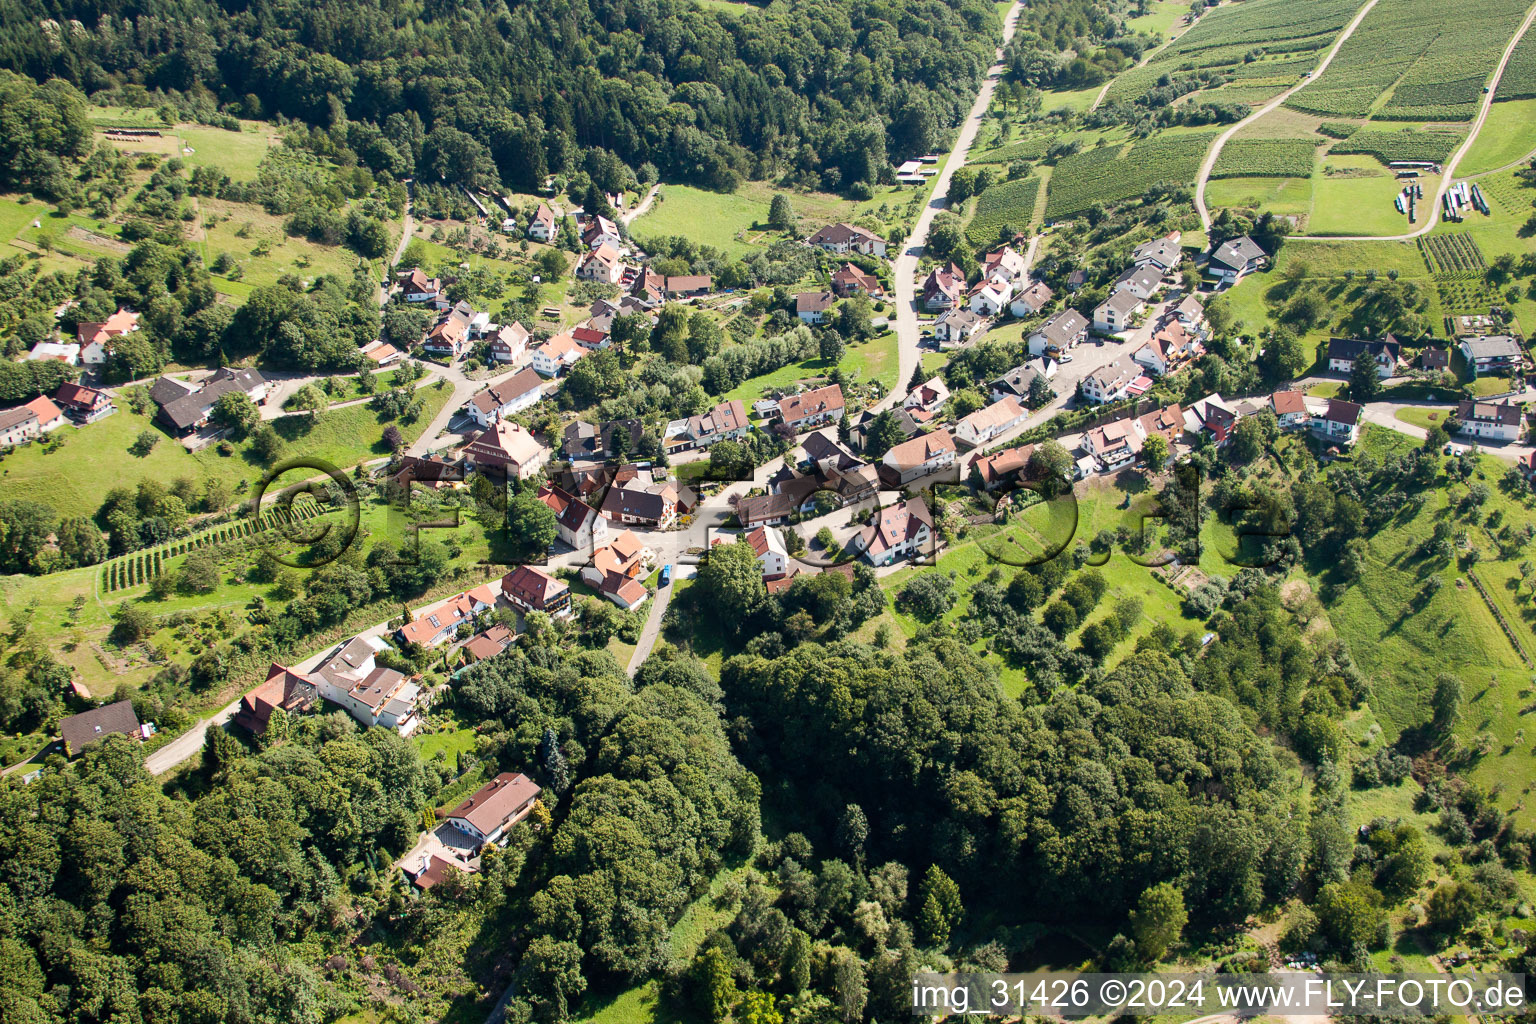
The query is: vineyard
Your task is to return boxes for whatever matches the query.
[1043,133,1215,219]
[1496,28,1536,99]
[1106,0,1358,105]
[1420,232,1488,273]
[1285,0,1531,118]
[100,497,333,594]
[972,135,1053,165]
[1331,129,1465,164]
[1318,121,1360,139]
[1210,138,1321,178]
[1420,233,1499,319]
[966,176,1041,246]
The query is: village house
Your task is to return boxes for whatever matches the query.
[1083,417,1145,473]
[532,332,587,377]
[934,307,986,347]
[1208,235,1268,285]
[60,700,144,756]
[1027,308,1090,357]
[1010,280,1054,319]
[1327,336,1403,378]
[581,530,653,610]
[576,243,625,285]
[796,290,836,324]
[233,663,319,735]
[467,367,545,427]
[990,358,1055,405]
[398,585,497,648]
[855,497,934,566]
[527,203,557,242]
[313,635,425,734]
[1081,356,1142,404]
[488,322,531,363]
[832,263,883,297]
[881,430,958,484]
[1459,334,1523,377]
[501,565,573,618]
[982,246,1029,284]
[561,418,643,462]
[392,453,467,489]
[54,382,114,423]
[664,275,713,300]
[955,395,1028,447]
[1419,346,1450,371]
[1183,393,1240,446]
[400,269,444,304]
[582,214,622,250]
[713,526,790,579]
[17,396,67,437]
[807,222,887,257]
[777,384,845,431]
[969,444,1033,490]
[666,399,749,451]
[1131,233,1182,273]
[360,339,404,366]
[446,772,541,848]
[1138,403,1184,460]
[153,367,268,436]
[921,263,966,311]
[28,341,80,364]
[627,267,665,306]
[1166,293,1205,327]
[969,279,1013,317]
[1112,264,1165,301]
[1131,319,1202,376]
[602,480,678,528]
[1269,390,1310,429]
[1456,399,1524,442]
[422,315,471,360]
[76,309,140,364]
[536,482,608,550]
[462,421,551,479]
[463,624,515,663]
[1092,288,1145,334]
[1312,398,1363,446]
[904,376,951,414]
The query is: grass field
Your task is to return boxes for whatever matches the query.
[1306,155,1418,236]
[1205,175,1315,222]
[0,387,452,516]
[198,198,367,291]
[1461,99,1536,175]
[719,330,899,404]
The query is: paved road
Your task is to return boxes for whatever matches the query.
[882,0,1027,413]
[1194,0,1383,232]
[404,360,554,457]
[1283,0,1536,241]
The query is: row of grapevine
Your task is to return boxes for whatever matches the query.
[1420,232,1487,273]
[100,499,334,593]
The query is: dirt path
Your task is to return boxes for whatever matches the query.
[1284,0,1536,241]
[623,184,661,226]
[1194,0,1384,232]
[1089,22,1185,113]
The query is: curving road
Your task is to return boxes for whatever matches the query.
[882,0,1027,412]
[623,184,661,226]
[1193,0,1383,232]
[1282,0,1536,242]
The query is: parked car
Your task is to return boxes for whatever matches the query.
[660,564,672,586]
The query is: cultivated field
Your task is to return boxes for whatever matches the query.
[1044,132,1216,219]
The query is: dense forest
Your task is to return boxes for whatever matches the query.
[0,0,999,195]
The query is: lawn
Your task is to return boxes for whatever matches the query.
[630,184,776,257]
[1306,155,1419,236]
[1204,175,1315,223]
[96,121,276,182]
[1125,0,1191,39]
[720,330,899,404]
[1393,406,1452,431]
[0,387,452,516]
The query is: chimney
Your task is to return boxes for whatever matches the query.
[420,854,429,873]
